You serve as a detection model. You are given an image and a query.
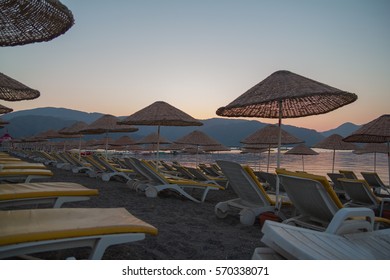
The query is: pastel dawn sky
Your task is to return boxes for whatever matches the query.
[1,0,389,132]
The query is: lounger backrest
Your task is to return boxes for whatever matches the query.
[187,167,209,181]
[338,178,381,206]
[276,168,344,209]
[128,158,167,184]
[327,173,346,193]
[84,155,107,172]
[258,171,286,193]
[361,172,385,188]
[174,165,195,180]
[125,158,153,181]
[278,174,341,225]
[92,155,117,172]
[216,160,272,206]
[339,170,358,179]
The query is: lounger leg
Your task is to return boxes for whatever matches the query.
[53,197,91,208]
[145,184,201,203]
[88,233,146,260]
[200,187,212,202]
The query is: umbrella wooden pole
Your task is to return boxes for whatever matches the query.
[332,149,336,173]
[196,145,199,167]
[258,153,262,171]
[374,152,377,172]
[302,155,305,171]
[105,132,109,159]
[388,141,390,185]
[267,145,271,172]
[78,136,82,160]
[156,125,161,170]
[275,100,282,211]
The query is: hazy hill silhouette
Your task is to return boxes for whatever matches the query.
[1,107,358,147]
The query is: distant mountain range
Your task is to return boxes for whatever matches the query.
[1,107,361,147]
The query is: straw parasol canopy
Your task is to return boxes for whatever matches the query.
[119,101,203,127]
[353,143,388,155]
[119,101,203,167]
[80,114,138,158]
[0,0,74,47]
[0,72,40,101]
[174,130,224,166]
[112,136,137,146]
[343,115,390,144]
[353,143,388,172]
[80,115,138,135]
[217,70,357,209]
[0,104,13,114]
[216,70,357,118]
[241,124,303,172]
[285,143,318,171]
[111,136,142,152]
[241,145,269,154]
[343,114,390,184]
[241,124,303,146]
[58,121,88,136]
[313,134,357,173]
[202,144,231,152]
[58,121,89,159]
[137,132,171,145]
[174,130,222,147]
[34,129,69,140]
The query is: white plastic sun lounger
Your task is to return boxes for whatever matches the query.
[0,207,158,260]
[276,169,390,231]
[361,172,390,195]
[215,160,290,225]
[0,168,53,183]
[252,208,390,260]
[127,157,223,203]
[0,182,99,208]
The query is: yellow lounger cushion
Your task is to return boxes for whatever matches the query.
[0,208,158,246]
[0,182,99,200]
[0,158,23,162]
[243,166,292,206]
[0,163,47,169]
[0,169,53,176]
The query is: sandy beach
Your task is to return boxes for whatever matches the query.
[19,162,279,260]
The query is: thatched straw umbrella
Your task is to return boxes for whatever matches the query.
[136,132,171,155]
[0,72,40,101]
[313,134,357,173]
[110,136,142,152]
[241,124,303,172]
[343,114,390,183]
[113,136,137,146]
[119,101,203,168]
[174,130,223,166]
[59,121,89,159]
[0,104,13,114]
[0,0,74,47]
[285,143,318,171]
[34,129,79,151]
[217,70,357,209]
[353,143,388,172]
[80,114,138,158]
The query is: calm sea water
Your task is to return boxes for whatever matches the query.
[133,149,389,185]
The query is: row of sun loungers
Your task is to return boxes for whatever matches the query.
[0,152,158,259]
[4,149,390,259]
